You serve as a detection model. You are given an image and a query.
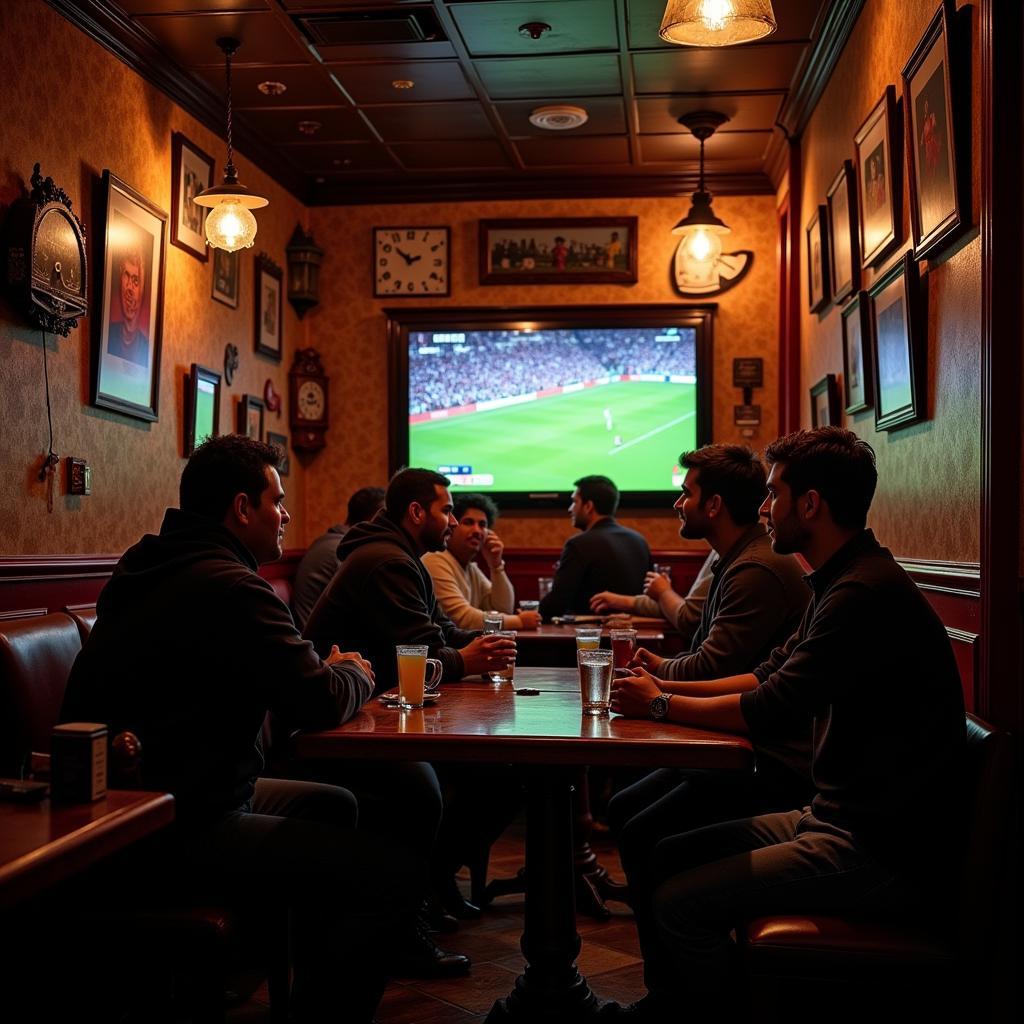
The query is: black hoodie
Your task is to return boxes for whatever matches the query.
[303,511,478,694]
[60,508,372,824]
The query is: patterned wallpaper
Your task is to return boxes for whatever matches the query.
[0,1,310,556]
[797,0,981,564]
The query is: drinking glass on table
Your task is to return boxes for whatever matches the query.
[487,630,517,683]
[579,649,614,716]
[653,563,673,579]
[574,626,602,652]
[537,576,554,600]
[482,612,504,633]
[518,599,540,614]
[609,628,638,669]
[395,644,442,709]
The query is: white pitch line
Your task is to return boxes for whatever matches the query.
[608,411,696,455]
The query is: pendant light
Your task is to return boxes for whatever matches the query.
[672,112,730,264]
[659,0,777,47]
[193,38,268,253]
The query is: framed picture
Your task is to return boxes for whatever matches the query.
[479,217,638,285]
[854,85,901,268]
[237,394,265,441]
[841,293,873,415]
[212,247,239,309]
[266,431,290,476]
[810,374,840,427]
[805,206,830,314]
[255,253,283,361]
[903,0,965,260]
[869,252,926,432]
[827,160,860,304]
[92,170,167,422]
[170,132,213,262]
[184,364,221,456]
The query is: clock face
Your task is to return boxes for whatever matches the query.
[374,227,450,297]
[32,207,86,297]
[297,379,325,421]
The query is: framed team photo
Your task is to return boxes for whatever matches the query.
[170,132,213,262]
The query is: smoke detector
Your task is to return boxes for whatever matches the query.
[528,104,589,130]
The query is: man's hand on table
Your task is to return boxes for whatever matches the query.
[589,590,633,614]
[631,647,665,673]
[325,645,375,684]
[460,632,517,676]
[610,666,663,718]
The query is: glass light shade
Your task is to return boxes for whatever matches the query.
[659,0,777,46]
[204,200,258,253]
[679,225,723,264]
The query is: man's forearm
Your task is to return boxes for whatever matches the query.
[660,672,759,698]
[657,588,685,623]
[665,692,748,733]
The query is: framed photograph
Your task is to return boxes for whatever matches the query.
[170,132,213,262]
[805,206,830,314]
[266,431,290,476]
[237,394,265,441]
[92,170,167,422]
[903,0,965,260]
[479,217,638,285]
[841,293,873,415]
[827,160,860,304]
[255,253,283,361]
[810,374,840,427]
[184,364,221,456]
[869,252,926,432]
[854,85,901,268]
[212,247,239,309]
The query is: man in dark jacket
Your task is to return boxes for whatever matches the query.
[539,474,651,620]
[61,435,413,1023]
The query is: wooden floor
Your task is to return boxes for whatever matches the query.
[230,819,645,1022]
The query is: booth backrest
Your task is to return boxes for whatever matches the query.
[67,605,98,643]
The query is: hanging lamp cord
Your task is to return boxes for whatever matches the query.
[224,44,236,180]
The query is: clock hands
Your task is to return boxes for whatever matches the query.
[395,247,422,266]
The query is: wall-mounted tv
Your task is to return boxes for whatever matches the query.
[387,304,715,509]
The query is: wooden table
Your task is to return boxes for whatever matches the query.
[297,667,751,1022]
[515,622,665,668]
[0,790,175,911]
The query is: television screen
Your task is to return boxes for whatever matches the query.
[389,305,713,508]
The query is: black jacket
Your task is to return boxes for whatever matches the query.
[303,512,478,694]
[61,508,372,823]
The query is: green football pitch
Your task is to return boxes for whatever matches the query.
[410,381,697,492]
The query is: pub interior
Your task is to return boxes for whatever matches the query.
[0,1,1020,1022]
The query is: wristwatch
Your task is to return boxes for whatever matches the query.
[649,694,671,720]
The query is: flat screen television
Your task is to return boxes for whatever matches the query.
[387,304,714,509]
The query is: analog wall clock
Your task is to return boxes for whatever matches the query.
[374,226,450,297]
[289,347,329,452]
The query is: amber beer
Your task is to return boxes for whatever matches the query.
[610,628,637,669]
[395,645,442,709]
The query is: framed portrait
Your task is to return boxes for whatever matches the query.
[479,217,638,285]
[810,374,840,427]
[266,431,290,476]
[184,363,221,456]
[92,170,167,422]
[841,293,873,415]
[869,252,926,432]
[255,253,283,361]
[854,86,901,268]
[170,132,213,262]
[903,0,965,260]
[237,394,265,441]
[805,206,830,314]
[212,247,239,309]
[827,160,860,304]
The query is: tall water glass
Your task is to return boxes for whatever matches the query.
[488,629,517,683]
[482,612,503,633]
[579,649,614,716]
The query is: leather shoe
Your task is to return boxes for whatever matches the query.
[393,919,471,979]
[441,876,482,920]
[422,898,459,934]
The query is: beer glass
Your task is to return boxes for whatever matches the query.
[395,645,442,709]
[610,628,638,669]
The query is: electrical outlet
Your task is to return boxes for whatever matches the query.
[66,457,91,496]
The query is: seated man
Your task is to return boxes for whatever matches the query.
[60,435,413,1024]
[423,492,541,631]
[539,474,651,620]
[606,427,965,1022]
[291,484,384,629]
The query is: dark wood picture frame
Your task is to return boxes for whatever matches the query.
[810,374,840,427]
[184,363,221,456]
[869,252,926,432]
[903,0,966,260]
[266,431,290,476]
[805,206,830,314]
[827,160,860,303]
[91,170,167,423]
[170,132,213,262]
[254,253,283,361]
[841,292,874,415]
[237,393,265,441]
[479,217,638,285]
[854,85,902,268]
[212,247,239,309]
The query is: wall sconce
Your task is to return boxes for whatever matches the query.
[285,224,324,319]
[659,0,776,47]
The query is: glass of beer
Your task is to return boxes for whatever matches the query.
[482,612,503,633]
[579,649,614,716]
[610,628,637,669]
[395,645,442,709]
[488,629,517,683]
[575,626,602,652]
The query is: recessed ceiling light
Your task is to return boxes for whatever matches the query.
[297,120,322,136]
[529,105,589,130]
[258,80,287,96]
[392,79,415,90]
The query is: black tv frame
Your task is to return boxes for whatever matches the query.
[386,303,716,510]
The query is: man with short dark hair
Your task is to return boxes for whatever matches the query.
[61,435,412,1023]
[538,474,651,619]
[606,428,965,1022]
[292,485,385,629]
